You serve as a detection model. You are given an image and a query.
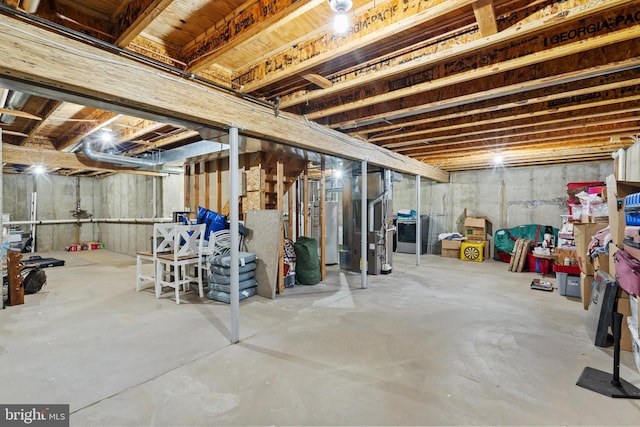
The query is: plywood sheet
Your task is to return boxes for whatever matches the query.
[245,191,261,211]
[244,209,283,299]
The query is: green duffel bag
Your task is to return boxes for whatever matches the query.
[293,237,320,285]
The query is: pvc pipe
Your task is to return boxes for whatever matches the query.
[416,175,421,266]
[5,217,172,225]
[361,159,367,289]
[368,192,384,232]
[229,126,240,343]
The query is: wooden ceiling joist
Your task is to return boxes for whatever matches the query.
[0,13,448,182]
[234,0,479,92]
[472,0,498,37]
[278,0,631,110]
[112,0,176,47]
[304,26,640,121]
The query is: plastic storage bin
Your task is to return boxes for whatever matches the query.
[625,192,640,226]
[557,272,581,297]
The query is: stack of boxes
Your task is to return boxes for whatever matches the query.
[571,222,608,307]
[440,215,492,260]
[461,216,492,262]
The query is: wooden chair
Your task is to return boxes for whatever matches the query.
[155,223,206,304]
[136,223,177,292]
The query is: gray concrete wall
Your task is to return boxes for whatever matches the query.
[3,174,99,252]
[3,173,182,256]
[393,160,614,247]
[98,173,183,256]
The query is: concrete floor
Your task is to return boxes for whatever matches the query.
[1,250,640,426]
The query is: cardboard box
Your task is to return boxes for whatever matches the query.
[605,175,640,249]
[617,296,632,352]
[573,222,607,275]
[581,273,594,310]
[463,217,493,240]
[581,214,609,223]
[441,239,461,258]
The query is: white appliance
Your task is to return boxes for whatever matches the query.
[311,201,339,264]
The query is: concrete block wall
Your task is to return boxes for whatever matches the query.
[3,174,100,252]
[2,172,185,256]
[393,160,614,243]
[98,173,185,256]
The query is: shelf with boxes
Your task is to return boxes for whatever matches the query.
[604,175,640,369]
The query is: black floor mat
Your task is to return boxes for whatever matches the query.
[22,256,65,268]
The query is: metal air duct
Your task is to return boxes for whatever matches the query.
[82,139,228,173]
[0,90,31,125]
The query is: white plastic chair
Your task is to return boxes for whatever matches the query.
[155,223,205,304]
[209,229,232,256]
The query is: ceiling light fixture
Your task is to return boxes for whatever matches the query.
[31,164,47,175]
[99,128,113,144]
[328,0,352,34]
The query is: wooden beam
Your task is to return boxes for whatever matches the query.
[303,165,309,236]
[394,114,640,154]
[112,0,176,47]
[216,158,222,213]
[277,159,285,294]
[303,73,333,89]
[364,77,640,140]
[306,26,640,120]
[125,129,200,155]
[0,107,41,120]
[56,110,121,151]
[235,0,478,92]
[472,0,497,37]
[331,55,640,131]
[184,0,326,72]
[279,0,632,110]
[1,130,28,137]
[0,13,448,182]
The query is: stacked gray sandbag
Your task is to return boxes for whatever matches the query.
[206,251,258,303]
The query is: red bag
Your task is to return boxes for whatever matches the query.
[613,249,640,295]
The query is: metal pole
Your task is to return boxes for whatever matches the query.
[416,175,421,266]
[1,129,3,310]
[229,126,240,343]
[361,159,367,289]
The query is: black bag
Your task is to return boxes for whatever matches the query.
[22,267,47,294]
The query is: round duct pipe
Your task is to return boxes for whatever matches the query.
[82,141,160,168]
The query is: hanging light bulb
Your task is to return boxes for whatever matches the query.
[334,11,349,33]
[328,0,353,34]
